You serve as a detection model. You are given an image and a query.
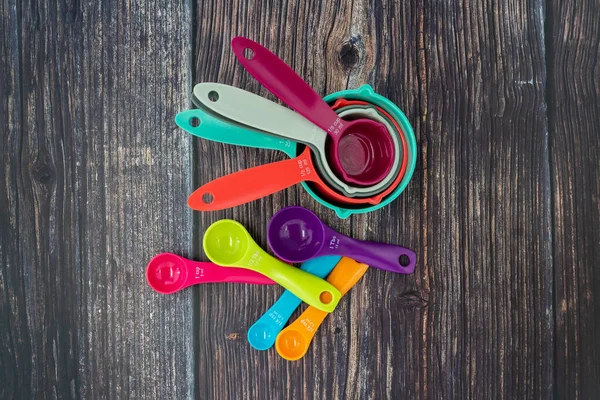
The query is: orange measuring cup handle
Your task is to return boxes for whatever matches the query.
[188,155,318,211]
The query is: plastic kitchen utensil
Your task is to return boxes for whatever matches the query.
[202,219,341,312]
[175,107,296,157]
[247,255,341,350]
[334,107,401,194]
[305,84,418,218]
[276,257,368,361]
[231,36,395,186]
[193,83,363,198]
[268,206,416,274]
[193,83,403,202]
[187,146,383,212]
[177,84,417,218]
[146,253,276,294]
[330,100,408,197]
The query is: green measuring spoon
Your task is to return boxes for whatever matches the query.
[175,107,297,158]
[202,219,341,313]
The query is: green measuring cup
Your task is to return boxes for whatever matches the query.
[202,219,341,312]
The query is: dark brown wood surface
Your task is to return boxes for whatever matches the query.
[0,0,195,398]
[550,0,600,398]
[1,0,598,398]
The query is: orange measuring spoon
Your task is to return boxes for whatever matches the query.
[187,147,381,211]
[275,257,369,361]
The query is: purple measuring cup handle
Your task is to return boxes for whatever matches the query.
[231,36,346,141]
[320,226,416,274]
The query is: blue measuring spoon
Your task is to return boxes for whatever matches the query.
[247,255,342,351]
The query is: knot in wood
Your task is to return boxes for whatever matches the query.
[338,37,361,71]
[32,155,56,185]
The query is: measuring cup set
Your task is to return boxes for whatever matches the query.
[177,36,417,218]
[147,206,416,360]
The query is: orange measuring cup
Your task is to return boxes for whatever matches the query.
[187,147,382,211]
[275,257,369,361]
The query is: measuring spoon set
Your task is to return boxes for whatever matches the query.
[147,206,416,360]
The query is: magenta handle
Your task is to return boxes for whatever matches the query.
[231,36,346,142]
[321,233,416,274]
[186,261,276,286]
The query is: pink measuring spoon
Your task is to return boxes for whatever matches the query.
[231,36,395,186]
[146,253,276,294]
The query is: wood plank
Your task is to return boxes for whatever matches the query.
[549,0,600,397]
[0,0,194,398]
[351,0,554,397]
[193,0,553,399]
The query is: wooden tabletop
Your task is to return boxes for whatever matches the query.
[1,0,599,398]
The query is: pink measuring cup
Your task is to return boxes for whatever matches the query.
[231,36,395,186]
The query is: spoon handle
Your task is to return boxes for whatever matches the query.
[187,153,317,211]
[251,248,342,313]
[193,83,327,147]
[201,263,276,285]
[231,36,346,139]
[175,108,296,158]
[247,256,341,350]
[335,236,417,274]
[275,258,368,361]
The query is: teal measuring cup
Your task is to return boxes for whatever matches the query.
[176,84,416,218]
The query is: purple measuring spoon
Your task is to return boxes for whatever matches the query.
[267,206,416,274]
[146,253,276,294]
[231,36,395,186]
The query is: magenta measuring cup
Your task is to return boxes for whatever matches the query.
[231,36,395,186]
[267,206,416,274]
[146,253,276,294]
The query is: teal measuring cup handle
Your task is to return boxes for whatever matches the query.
[175,108,297,158]
[247,255,342,350]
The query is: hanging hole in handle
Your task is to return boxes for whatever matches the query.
[189,117,201,127]
[244,48,254,60]
[202,192,214,204]
[319,291,333,304]
[208,91,219,102]
[399,254,410,267]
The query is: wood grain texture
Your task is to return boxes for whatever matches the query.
[192,0,554,398]
[416,0,555,397]
[0,0,194,398]
[1,0,597,397]
[549,0,600,397]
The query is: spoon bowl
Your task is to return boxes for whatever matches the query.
[276,330,307,360]
[247,323,278,351]
[203,221,249,265]
[146,253,188,294]
[267,207,325,262]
